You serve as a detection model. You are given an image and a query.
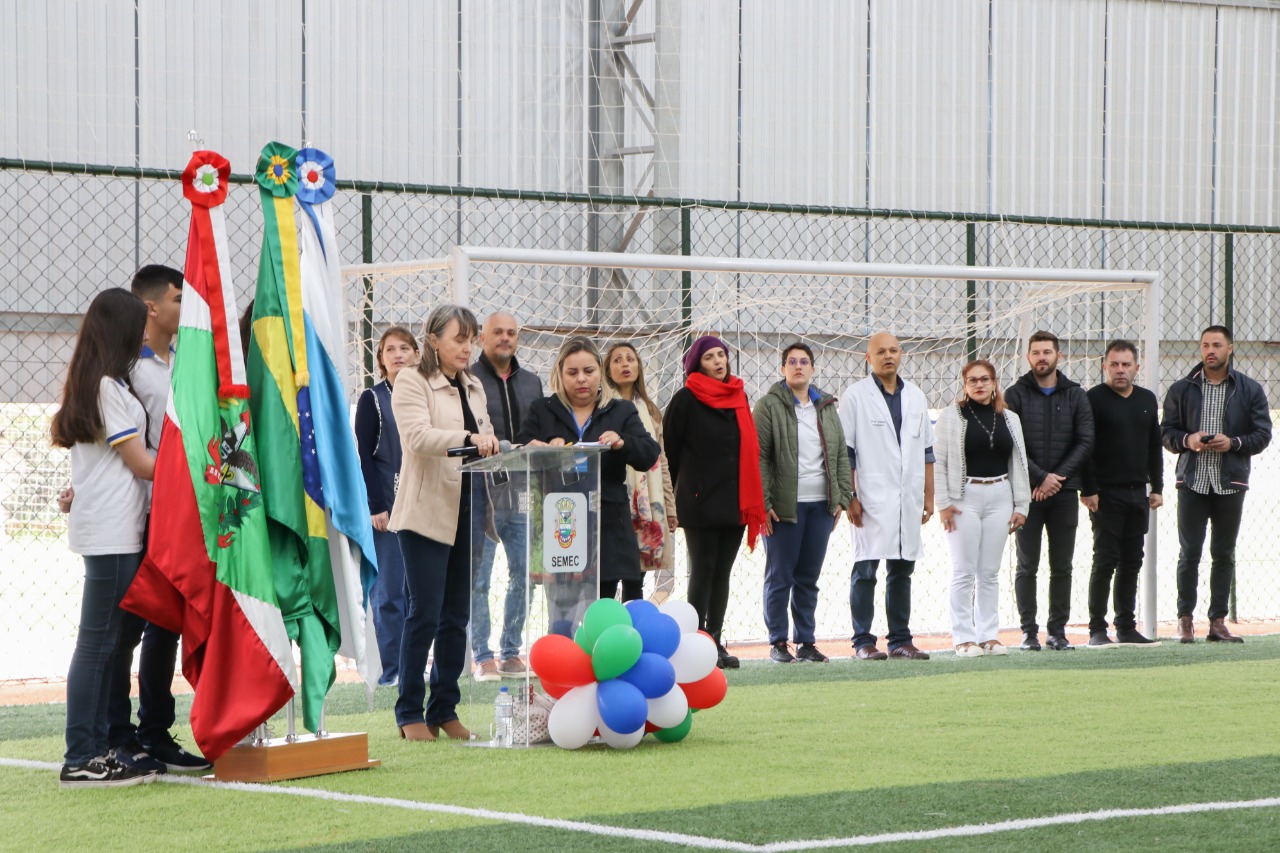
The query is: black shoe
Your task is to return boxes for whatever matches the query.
[716,642,740,669]
[138,732,212,772]
[60,755,157,789]
[1020,632,1041,651]
[1116,630,1158,645]
[110,739,167,775]
[1044,633,1074,650]
[769,642,795,663]
[795,642,830,663]
[1087,632,1114,647]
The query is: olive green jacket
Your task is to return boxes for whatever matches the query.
[753,381,854,523]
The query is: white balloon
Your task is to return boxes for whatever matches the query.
[599,720,645,749]
[547,683,599,750]
[657,599,699,634]
[669,632,717,683]
[646,685,690,729]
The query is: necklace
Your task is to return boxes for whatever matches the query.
[965,404,998,449]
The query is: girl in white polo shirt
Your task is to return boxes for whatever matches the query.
[50,288,157,788]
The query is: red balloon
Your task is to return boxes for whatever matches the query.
[530,634,596,687]
[680,666,728,710]
[539,679,573,699]
[644,721,660,733]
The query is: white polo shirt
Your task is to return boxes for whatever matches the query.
[67,377,150,556]
[130,343,174,449]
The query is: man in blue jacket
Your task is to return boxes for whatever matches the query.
[1161,325,1272,644]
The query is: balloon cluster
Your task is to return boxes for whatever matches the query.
[529,598,728,749]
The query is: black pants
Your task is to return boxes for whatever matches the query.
[1015,488,1079,635]
[107,616,178,747]
[601,578,643,602]
[684,525,745,642]
[1087,486,1149,634]
[850,558,915,651]
[1175,487,1246,620]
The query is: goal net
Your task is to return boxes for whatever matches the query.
[341,248,1160,645]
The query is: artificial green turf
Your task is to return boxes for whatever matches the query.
[2,637,1278,851]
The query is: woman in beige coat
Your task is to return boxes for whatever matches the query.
[390,304,498,741]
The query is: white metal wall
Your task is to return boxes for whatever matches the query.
[4,0,1280,219]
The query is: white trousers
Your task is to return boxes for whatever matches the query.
[946,479,1013,645]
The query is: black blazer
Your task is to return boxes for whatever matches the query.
[662,386,743,529]
[517,395,660,582]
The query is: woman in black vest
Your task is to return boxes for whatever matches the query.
[354,326,419,687]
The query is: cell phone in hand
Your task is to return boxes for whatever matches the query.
[1201,433,1217,444]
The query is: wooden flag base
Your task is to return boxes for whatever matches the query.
[209,732,380,783]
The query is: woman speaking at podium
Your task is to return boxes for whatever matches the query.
[389,304,498,742]
[519,337,659,602]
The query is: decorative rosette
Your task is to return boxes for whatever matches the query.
[294,148,336,205]
[182,151,231,208]
[255,141,299,197]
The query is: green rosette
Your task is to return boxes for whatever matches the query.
[255,141,300,197]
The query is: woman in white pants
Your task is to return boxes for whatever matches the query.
[935,360,1030,657]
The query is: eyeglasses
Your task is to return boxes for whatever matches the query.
[965,375,994,386]
[786,358,812,367]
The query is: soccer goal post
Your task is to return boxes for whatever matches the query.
[342,248,1162,642]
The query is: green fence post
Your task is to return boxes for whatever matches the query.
[1223,229,1233,622]
[361,193,375,387]
[966,222,978,362]
[681,206,692,351]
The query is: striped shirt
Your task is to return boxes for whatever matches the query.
[1190,375,1238,495]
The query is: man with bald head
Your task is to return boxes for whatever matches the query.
[837,332,936,660]
[470,312,544,680]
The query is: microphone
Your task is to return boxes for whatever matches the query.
[447,440,516,458]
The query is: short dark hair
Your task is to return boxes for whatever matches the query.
[1028,330,1060,351]
[780,342,815,367]
[1202,324,1233,344]
[1104,339,1139,362]
[130,264,183,302]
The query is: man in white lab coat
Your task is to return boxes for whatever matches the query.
[837,331,936,660]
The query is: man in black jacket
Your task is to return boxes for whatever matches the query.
[470,312,544,680]
[1161,325,1272,644]
[1080,340,1162,646]
[1004,331,1095,651]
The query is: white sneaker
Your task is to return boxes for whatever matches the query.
[955,642,984,658]
[980,640,1008,656]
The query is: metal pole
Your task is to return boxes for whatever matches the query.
[681,207,692,351]
[1225,232,1237,622]
[361,194,375,386]
[1141,274,1162,639]
[966,222,978,362]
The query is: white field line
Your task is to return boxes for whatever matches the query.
[4,757,1279,850]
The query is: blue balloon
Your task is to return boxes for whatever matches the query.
[618,652,677,699]
[624,598,660,628]
[636,612,682,659]
[596,679,648,734]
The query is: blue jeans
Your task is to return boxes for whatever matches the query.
[763,501,834,644]
[64,552,142,765]
[370,529,407,685]
[395,520,471,728]
[850,558,915,651]
[106,616,178,747]
[469,506,528,664]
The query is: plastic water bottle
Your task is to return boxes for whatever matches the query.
[493,686,514,748]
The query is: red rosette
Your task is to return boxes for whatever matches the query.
[182,151,231,208]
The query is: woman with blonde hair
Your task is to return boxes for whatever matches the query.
[390,305,497,741]
[935,359,1031,657]
[604,341,679,604]
[519,337,660,601]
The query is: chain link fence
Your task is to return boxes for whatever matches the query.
[3,160,1278,679]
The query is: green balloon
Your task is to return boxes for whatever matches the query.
[578,598,633,653]
[654,710,693,743]
[591,624,644,681]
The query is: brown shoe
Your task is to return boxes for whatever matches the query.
[497,655,528,676]
[1177,615,1195,644]
[888,643,931,660]
[427,719,474,740]
[473,660,501,682]
[398,722,436,742]
[855,645,888,661]
[1206,617,1244,643]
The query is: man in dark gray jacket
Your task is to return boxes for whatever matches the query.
[1004,331,1095,651]
[469,312,544,680]
[1161,325,1272,644]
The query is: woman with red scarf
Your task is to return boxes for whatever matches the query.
[662,336,767,669]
